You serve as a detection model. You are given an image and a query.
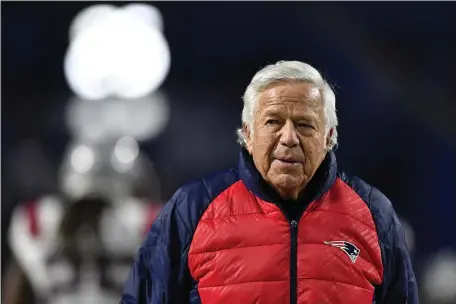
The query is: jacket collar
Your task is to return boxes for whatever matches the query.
[238,147,338,208]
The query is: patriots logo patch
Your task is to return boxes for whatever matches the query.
[324,241,361,263]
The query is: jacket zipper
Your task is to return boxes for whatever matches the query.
[290,220,298,304]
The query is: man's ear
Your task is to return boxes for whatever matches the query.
[326,128,334,149]
[243,123,253,154]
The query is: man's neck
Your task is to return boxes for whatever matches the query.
[274,185,307,201]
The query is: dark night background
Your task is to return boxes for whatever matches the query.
[2,2,456,302]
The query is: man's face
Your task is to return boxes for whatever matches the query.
[245,81,330,200]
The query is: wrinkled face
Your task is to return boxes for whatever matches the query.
[244,81,332,200]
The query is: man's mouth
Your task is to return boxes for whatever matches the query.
[276,158,301,165]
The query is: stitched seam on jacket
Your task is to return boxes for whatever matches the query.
[198,279,288,289]
[379,218,396,242]
[310,210,377,233]
[200,178,243,215]
[338,175,388,237]
[201,178,212,203]
[188,176,240,279]
[176,207,193,259]
[189,242,288,255]
[337,177,385,240]
[367,185,373,209]
[198,211,279,221]
[176,206,191,236]
[298,277,374,292]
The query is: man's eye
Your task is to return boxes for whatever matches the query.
[298,123,313,129]
[266,119,279,125]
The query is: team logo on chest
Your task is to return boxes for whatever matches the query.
[324,241,361,263]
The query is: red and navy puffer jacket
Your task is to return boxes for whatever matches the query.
[121,149,418,304]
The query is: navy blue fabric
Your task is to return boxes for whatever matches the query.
[120,169,239,304]
[121,149,418,304]
[339,172,419,304]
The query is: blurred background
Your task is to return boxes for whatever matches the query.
[1,1,455,303]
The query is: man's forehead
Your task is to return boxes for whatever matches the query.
[258,82,322,105]
[258,84,323,113]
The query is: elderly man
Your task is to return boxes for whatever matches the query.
[121,61,418,304]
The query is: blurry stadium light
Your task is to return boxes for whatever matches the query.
[59,137,163,201]
[112,137,139,173]
[114,137,139,164]
[66,93,170,142]
[69,4,116,42]
[423,250,456,303]
[70,145,94,173]
[399,217,415,254]
[64,5,170,100]
[123,3,164,32]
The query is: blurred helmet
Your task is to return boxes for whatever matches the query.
[59,137,161,203]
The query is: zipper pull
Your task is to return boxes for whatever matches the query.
[291,220,298,228]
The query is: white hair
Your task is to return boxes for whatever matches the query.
[236,60,338,150]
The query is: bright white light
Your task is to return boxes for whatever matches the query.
[69,5,116,42]
[123,4,164,31]
[64,7,170,101]
[111,137,138,173]
[64,22,111,100]
[423,250,456,302]
[125,92,170,140]
[70,145,94,173]
[66,94,170,141]
[114,137,139,164]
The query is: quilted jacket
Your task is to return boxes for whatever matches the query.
[121,149,418,304]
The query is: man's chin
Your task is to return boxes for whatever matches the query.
[271,174,302,192]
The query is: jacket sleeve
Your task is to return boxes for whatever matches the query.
[120,189,193,304]
[377,214,419,304]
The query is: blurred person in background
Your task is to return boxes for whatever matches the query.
[2,141,164,304]
[121,61,418,304]
[2,4,171,303]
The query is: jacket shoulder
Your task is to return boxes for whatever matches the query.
[337,170,418,302]
[165,168,240,233]
[337,171,396,241]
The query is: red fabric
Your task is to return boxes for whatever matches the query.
[296,178,383,303]
[188,178,383,304]
[25,201,39,237]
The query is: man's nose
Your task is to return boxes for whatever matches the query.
[279,121,299,148]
